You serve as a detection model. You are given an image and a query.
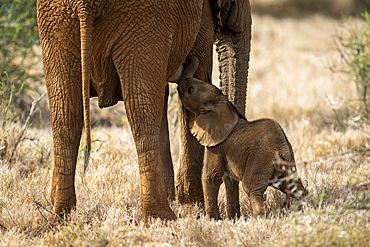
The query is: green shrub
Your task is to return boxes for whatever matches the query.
[0,71,49,166]
[0,0,42,91]
[0,72,24,120]
[330,11,370,126]
[0,72,24,160]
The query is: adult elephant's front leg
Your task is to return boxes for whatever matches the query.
[176,58,211,204]
[118,59,176,220]
[176,104,205,204]
[175,0,214,205]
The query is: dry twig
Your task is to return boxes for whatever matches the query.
[1,90,13,129]
[9,90,47,162]
[32,195,51,225]
[5,206,19,230]
[33,201,66,224]
[296,147,370,167]
[0,222,7,231]
[270,147,370,189]
[42,191,53,208]
[25,222,51,235]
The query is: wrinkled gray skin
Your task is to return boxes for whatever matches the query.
[37,0,252,220]
[177,56,308,219]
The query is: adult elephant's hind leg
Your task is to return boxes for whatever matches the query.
[38,14,83,216]
[48,65,83,216]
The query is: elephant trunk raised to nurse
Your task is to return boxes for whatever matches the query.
[37,0,251,220]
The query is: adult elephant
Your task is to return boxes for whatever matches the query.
[37,0,251,220]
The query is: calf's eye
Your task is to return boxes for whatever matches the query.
[188,87,194,94]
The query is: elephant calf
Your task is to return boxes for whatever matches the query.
[176,56,308,219]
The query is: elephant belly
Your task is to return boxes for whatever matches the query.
[224,160,244,182]
[222,139,249,182]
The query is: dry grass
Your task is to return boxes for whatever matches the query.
[1,13,370,246]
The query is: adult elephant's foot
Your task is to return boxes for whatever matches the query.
[137,139,177,221]
[141,193,177,221]
[139,178,177,221]
[50,171,76,216]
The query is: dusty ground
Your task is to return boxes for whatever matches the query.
[1,9,370,246]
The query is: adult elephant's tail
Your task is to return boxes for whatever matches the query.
[79,7,93,173]
[215,0,252,115]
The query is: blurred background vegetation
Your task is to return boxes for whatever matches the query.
[0,0,44,161]
[0,0,370,126]
[251,0,370,18]
[0,0,41,89]
[330,11,370,127]
[0,0,47,126]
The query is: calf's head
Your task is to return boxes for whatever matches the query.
[177,55,242,147]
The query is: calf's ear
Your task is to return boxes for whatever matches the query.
[189,101,239,147]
